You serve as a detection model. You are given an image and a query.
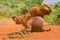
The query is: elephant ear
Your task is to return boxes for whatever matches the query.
[12,16,21,24]
[42,3,52,13]
[12,16,18,22]
[40,3,52,15]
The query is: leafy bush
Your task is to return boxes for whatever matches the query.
[0,0,43,18]
[1,0,60,25]
[44,9,58,24]
[44,2,60,25]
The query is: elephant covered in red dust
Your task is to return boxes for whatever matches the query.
[25,16,51,32]
[12,16,51,32]
[12,3,51,32]
[29,3,52,17]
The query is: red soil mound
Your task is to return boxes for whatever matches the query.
[12,25,60,40]
[0,19,60,40]
[0,19,25,34]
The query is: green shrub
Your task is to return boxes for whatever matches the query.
[44,3,60,25]
[0,0,43,18]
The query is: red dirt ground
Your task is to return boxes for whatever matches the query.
[0,18,60,40]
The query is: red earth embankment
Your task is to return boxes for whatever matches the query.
[0,18,60,40]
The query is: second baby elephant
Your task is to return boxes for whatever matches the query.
[25,16,51,32]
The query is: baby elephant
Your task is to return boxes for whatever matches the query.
[26,16,51,32]
[12,16,51,32]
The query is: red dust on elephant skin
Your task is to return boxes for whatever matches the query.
[29,3,52,17]
[26,16,50,32]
